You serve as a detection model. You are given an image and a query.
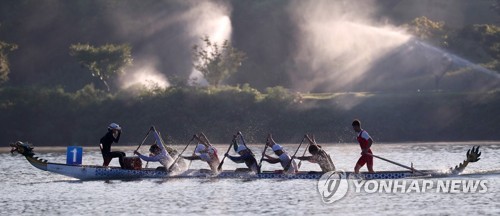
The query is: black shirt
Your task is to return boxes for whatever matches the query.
[100,130,120,153]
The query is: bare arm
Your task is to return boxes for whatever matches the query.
[198,133,211,146]
[152,129,169,156]
[305,134,315,145]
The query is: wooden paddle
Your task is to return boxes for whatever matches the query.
[135,126,154,152]
[284,135,307,172]
[257,137,271,173]
[168,134,197,171]
[217,134,239,171]
[297,134,314,169]
[189,133,211,169]
[133,127,154,169]
[237,131,255,155]
[367,153,425,175]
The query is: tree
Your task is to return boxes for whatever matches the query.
[192,36,246,87]
[457,24,500,72]
[402,16,449,48]
[69,43,132,92]
[0,40,18,85]
[492,0,500,15]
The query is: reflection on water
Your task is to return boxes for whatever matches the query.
[1,142,499,215]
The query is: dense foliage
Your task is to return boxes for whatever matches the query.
[1,1,497,91]
[0,1,499,145]
[192,36,246,87]
[2,86,499,146]
[69,43,132,92]
[0,40,18,84]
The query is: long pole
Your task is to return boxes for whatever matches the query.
[367,153,425,175]
[168,135,196,171]
[217,134,239,171]
[136,127,153,152]
[237,131,255,155]
[297,134,313,169]
[284,135,306,172]
[257,141,269,173]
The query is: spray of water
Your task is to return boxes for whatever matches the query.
[287,0,499,93]
[120,60,170,90]
[288,0,411,92]
[183,1,233,86]
[105,0,232,89]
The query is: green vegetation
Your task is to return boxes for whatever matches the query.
[404,17,500,73]
[457,24,500,71]
[0,40,18,85]
[192,36,246,87]
[403,16,449,48]
[69,43,132,92]
[0,1,499,145]
[2,85,499,146]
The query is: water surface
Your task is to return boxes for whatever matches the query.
[1,142,499,215]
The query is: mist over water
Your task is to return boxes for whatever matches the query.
[103,0,233,89]
[289,0,410,92]
[182,1,232,86]
[287,0,499,92]
[120,62,170,90]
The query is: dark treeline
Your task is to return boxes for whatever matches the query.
[2,86,499,146]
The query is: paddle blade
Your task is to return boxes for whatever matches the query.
[217,161,224,171]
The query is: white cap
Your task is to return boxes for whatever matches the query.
[108,123,121,130]
[236,145,247,153]
[195,144,206,154]
[272,144,283,152]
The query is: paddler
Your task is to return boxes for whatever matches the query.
[261,134,298,174]
[134,127,182,171]
[296,135,336,172]
[352,119,375,173]
[182,133,220,173]
[100,123,126,167]
[224,135,259,173]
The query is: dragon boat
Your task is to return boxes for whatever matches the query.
[9,141,482,181]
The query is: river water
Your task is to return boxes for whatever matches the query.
[1,142,499,215]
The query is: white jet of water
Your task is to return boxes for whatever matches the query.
[120,63,170,90]
[288,0,412,92]
[184,1,233,86]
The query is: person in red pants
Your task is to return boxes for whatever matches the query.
[352,119,374,174]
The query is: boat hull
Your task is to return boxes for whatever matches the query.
[27,156,429,180]
[11,142,480,181]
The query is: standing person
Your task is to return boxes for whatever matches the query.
[261,134,298,174]
[225,135,259,173]
[352,119,374,174]
[100,123,125,167]
[182,133,220,173]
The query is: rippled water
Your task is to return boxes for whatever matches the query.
[1,142,499,215]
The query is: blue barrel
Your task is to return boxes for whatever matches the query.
[67,146,83,165]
